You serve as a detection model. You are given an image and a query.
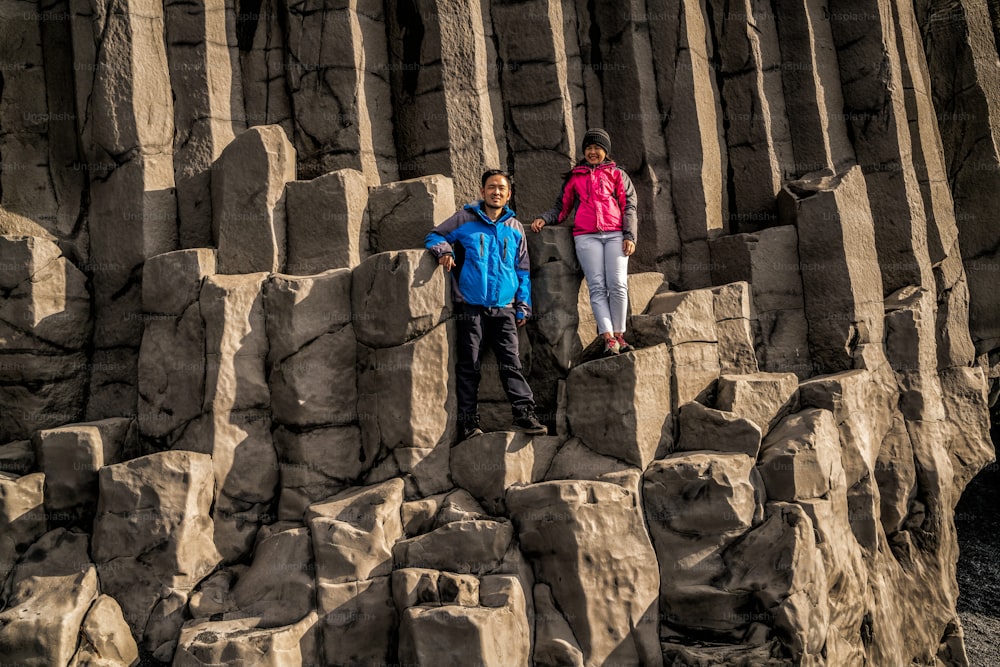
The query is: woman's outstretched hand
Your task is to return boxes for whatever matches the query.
[623,239,636,257]
[531,218,546,233]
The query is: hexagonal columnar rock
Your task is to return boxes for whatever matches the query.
[0,529,100,667]
[285,168,369,273]
[212,124,296,274]
[351,249,451,348]
[566,344,671,469]
[507,480,663,667]
[0,235,90,440]
[91,450,221,661]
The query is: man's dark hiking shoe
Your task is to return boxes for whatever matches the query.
[513,410,547,435]
[459,417,484,440]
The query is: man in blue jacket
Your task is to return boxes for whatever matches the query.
[425,169,547,439]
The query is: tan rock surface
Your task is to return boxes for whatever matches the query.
[0,529,99,667]
[507,480,662,667]
[285,169,369,273]
[566,344,671,468]
[92,451,221,659]
[212,125,296,274]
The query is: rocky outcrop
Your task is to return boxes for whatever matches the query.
[1,1,998,665]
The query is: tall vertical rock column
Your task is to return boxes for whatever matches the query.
[649,0,725,287]
[285,0,398,184]
[593,1,681,281]
[779,166,886,374]
[0,236,91,439]
[73,0,178,420]
[195,272,279,561]
[386,0,500,205]
[353,250,454,498]
[490,0,577,218]
[827,0,935,296]
[212,124,296,274]
[711,1,795,228]
[0,1,86,252]
[771,0,856,179]
[892,0,976,370]
[238,0,294,135]
[164,0,246,248]
[913,0,1000,355]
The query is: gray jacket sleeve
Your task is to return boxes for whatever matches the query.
[618,167,638,243]
[425,210,463,257]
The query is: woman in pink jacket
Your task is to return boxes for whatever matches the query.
[531,128,638,356]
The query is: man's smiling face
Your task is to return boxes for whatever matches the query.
[481,174,511,209]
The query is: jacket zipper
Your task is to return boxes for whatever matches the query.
[480,234,485,256]
[503,238,508,261]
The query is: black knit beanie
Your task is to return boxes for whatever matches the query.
[582,128,611,155]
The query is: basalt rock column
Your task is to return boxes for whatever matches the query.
[710,226,812,377]
[0,236,90,439]
[913,0,1000,355]
[490,0,578,218]
[285,168,369,272]
[779,166,885,373]
[771,0,856,179]
[0,1,85,250]
[238,0,294,135]
[212,124,296,275]
[164,0,246,248]
[386,0,500,206]
[194,272,279,561]
[711,0,796,227]
[827,0,935,296]
[648,0,725,286]
[285,0,397,184]
[72,0,178,420]
[892,0,976,369]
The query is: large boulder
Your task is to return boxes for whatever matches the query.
[398,575,531,667]
[451,431,560,515]
[0,471,45,581]
[230,526,315,628]
[91,451,221,661]
[393,519,514,575]
[351,249,451,348]
[174,612,320,666]
[35,418,133,522]
[317,576,397,667]
[507,480,662,667]
[0,529,99,667]
[715,372,799,436]
[306,479,405,585]
[367,174,456,254]
[757,408,841,502]
[285,169,369,273]
[69,594,140,667]
[566,344,671,468]
[644,452,764,635]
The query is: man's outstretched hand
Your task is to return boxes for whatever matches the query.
[439,255,456,271]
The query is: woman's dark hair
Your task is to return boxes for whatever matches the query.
[481,169,513,188]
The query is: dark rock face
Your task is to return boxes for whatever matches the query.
[0,1,997,665]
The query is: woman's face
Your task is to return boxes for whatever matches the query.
[584,144,607,164]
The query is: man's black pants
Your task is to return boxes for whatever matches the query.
[454,303,534,423]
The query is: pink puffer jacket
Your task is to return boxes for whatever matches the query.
[540,161,638,241]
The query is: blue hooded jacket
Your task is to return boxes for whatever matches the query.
[425,202,532,319]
